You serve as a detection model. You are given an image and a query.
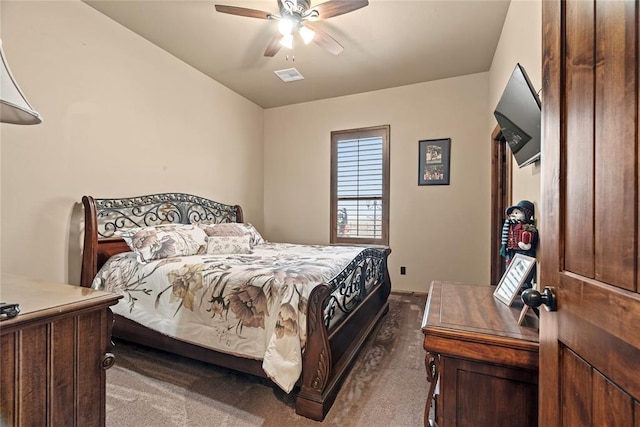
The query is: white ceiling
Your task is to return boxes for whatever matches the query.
[84,0,511,109]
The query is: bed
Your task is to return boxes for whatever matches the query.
[79,193,392,421]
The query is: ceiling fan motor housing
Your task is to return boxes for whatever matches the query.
[281,0,312,17]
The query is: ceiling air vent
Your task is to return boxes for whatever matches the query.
[274,68,304,82]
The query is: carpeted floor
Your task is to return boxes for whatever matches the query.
[105,293,428,426]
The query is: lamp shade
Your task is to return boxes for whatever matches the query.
[0,39,42,125]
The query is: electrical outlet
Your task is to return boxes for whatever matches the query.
[400,266,406,275]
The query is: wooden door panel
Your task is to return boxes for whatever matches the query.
[562,347,637,426]
[561,348,591,427]
[560,277,640,356]
[542,0,640,425]
[564,0,595,278]
[594,0,636,291]
[593,370,634,426]
[539,0,562,422]
[559,281,640,399]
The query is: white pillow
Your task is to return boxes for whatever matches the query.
[206,235,253,255]
[118,224,207,263]
[198,222,266,247]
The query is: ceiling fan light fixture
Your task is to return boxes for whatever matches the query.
[280,34,294,49]
[299,26,315,44]
[278,18,294,36]
[215,0,369,58]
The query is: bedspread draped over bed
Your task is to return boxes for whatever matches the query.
[92,242,387,393]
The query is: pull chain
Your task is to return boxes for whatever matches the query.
[286,45,296,62]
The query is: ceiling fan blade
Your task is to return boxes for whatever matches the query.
[214,5,273,19]
[310,0,368,20]
[303,22,343,55]
[264,34,284,57]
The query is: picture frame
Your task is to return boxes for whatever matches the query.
[418,138,451,185]
[493,254,537,306]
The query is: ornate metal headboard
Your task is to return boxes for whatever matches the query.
[80,193,243,287]
[90,193,243,238]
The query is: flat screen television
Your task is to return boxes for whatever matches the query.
[494,63,541,168]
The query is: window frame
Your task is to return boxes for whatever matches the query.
[330,125,390,246]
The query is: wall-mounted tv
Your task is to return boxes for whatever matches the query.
[494,63,541,168]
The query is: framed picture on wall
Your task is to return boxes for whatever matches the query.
[418,138,451,185]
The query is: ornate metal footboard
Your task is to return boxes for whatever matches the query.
[298,245,392,420]
[324,247,390,329]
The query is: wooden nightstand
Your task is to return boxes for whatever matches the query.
[421,280,539,427]
[0,273,121,426]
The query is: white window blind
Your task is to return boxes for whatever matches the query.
[336,136,384,240]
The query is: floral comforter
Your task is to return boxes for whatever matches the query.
[92,242,368,392]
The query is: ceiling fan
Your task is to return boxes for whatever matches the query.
[214,0,369,57]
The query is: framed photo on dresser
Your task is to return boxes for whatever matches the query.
[493,254,536,306]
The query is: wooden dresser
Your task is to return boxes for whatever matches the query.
[421,281,539,427]
[0,273,121,426]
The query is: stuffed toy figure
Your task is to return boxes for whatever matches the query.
[500,200,538,264]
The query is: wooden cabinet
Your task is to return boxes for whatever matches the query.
[421,281,539,427]
[0,274,121,426]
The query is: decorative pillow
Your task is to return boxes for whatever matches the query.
[206,235,253,255]
[118,224,207,263]
[198,222,266,247]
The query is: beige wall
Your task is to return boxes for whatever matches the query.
[0,1,264,284]
[262,0,543,293]
[264,73,491,293]
[0,0,541,294]
[489,0,542,212]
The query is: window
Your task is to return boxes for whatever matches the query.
[331,125,390,245]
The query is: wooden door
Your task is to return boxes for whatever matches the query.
[490,126,512,286]
[540,0,640,425]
